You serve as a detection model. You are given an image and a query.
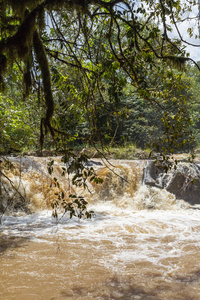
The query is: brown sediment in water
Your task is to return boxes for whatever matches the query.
[1,156,75,211]
[1,157,200,299]
[1,157,146,212]
[1,223,200,300]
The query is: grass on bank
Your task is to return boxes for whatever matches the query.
[22,143,150,160]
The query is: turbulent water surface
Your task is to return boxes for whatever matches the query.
[1,157,200,300]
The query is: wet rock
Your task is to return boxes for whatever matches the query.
[5,156,42,172]
[84,160,103,167]
[143,161,157,186]
[143,161,163,188]
[143,161,200,205]
[166,165,200,205]
[62,156,102,173]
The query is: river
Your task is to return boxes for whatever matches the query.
[1,157,200,299]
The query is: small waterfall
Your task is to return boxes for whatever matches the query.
[0,157,144,213]
[1,156,200,216]
[1,157,200,300]
[92,162,144,199]
[0,156,72,214]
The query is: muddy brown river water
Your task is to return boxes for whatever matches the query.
[1,157,200,299]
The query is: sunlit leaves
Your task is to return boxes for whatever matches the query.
[47,151,103,220]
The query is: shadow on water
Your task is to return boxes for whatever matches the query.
[174,269,200,283]
[59,275,200,300]
[59,277,161,300]
[60,277,159,300]
[0,235,30,254]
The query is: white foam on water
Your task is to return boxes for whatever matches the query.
[2,156,200,294]
[1,200,200,274]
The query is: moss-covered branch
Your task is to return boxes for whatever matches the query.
[33,30,54,149]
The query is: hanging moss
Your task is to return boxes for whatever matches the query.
[46,0,90,14]
[37,6,45,33]
[33,29,54,149]
[11,10,37,58]
[165,55,189,71]
[5,0,91,14]
[0,8,37,60]
[23,52,32,98]
[5,0,42,16]
[0,54,7,90]
[0,4,39,90]
[0,74,5,90]
[0,53,7,73]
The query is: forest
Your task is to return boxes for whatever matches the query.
[0,0,200,158]
[2,3,200,299]
[2,0,200,217]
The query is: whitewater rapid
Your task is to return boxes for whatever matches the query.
[1,156,200,299]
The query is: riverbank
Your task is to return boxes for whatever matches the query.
[21,145,200,164]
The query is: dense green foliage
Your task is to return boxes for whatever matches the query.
[1,0,200,218]
[0,0,200,155]
[0,66,41,153]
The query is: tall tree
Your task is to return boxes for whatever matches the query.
[0,0,199,151]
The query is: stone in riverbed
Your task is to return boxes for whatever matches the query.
[143,161,200,205]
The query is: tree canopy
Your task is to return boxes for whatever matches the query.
[0,0,200,153]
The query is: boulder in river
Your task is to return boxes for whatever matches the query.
[143,161,200,205]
